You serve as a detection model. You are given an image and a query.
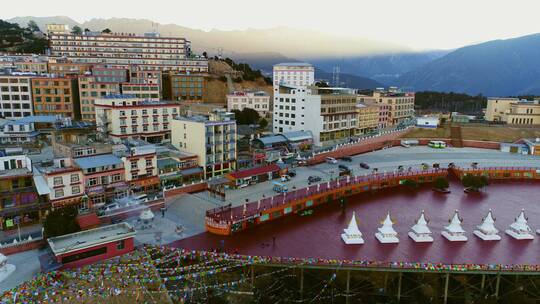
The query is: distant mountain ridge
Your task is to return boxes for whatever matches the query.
[397,34,540,96]
[6,16,411,58]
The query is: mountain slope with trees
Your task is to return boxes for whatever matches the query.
[0,19,48,53]
[398,33,540,96]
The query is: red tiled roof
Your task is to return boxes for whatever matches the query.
[228,164,280,179]
[76,213,101,230]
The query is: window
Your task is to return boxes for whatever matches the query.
[70,174,79,183]
[88,178,97,186]
[116,240,125,250]
[53,177,63,186]
[54,189,64,198]
[61,247,107,264]
[146,159,152,167]
[131,161,138,169]
[72,185,80,194]
[111,174,121,182]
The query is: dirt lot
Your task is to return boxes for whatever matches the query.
[402,124,540,142]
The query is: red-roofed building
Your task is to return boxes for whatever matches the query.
[225,164,283,188]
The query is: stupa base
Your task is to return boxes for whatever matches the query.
[375,233,399,244]
[341,233,364,244]
[442,231,468,241]
[0,264,16,283]
[505,229,534,240]
[473,230,501,241]
[408,232,434,242]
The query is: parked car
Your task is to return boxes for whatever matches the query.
[359,162,370,169]
[338,164,350,171]
[340,156,352,162]
[325,157,338,164]
[308,176,322,183]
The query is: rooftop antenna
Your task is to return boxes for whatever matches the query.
[218,47,223,59]
[332,66,340,87]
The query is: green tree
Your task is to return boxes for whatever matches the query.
[462,174,489,191]
[27,20,40,32]
[71,25,83,35]
[233,108,261,125]
[315,81,330,87]
[258,118,268,129]
[84,28,91,33]
[43,206,80,238]
[433,176,449,190]
[102,28,112,34]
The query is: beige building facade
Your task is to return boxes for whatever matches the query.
[485,98,540,125]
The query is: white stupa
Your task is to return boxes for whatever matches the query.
[0,253,16,283]
[408,210,433,242]
[505,209,534,240]
[473,209,501,241]
[375,212,399,243]
[442,210,468,241]
[341,211,364,244]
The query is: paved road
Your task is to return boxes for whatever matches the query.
[223,146,540,206]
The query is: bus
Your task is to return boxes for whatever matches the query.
[428,140,447,149]
[272,181,289,193]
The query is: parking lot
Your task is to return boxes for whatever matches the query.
[223,146,540,206]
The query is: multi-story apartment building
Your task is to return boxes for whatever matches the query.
[157,149,202,187]
[0,120,38,144]
[171,109,237,179]
[0,54,48,74]
[31,76,81,119]
[485,98,540,125]
[360,89,415,126]
[48,62,92,75]
[78,76,121,121]
[73,153,127,207]
[92,67,129,83]
[48,29,208,73]
[0,72,34,118]
[273,63,315,90]
[273,86,357,145]
[14,61,48,74]
[121,83,160,101]
[226,91,271,117]
[95,95,181,143]
[356,103,380,135]
[117,144,159,193]
[162,72,208,102]
[33,158,85,209]
[0,153,41,231]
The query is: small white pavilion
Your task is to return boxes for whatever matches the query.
[341,211,364,244]
[408,210,433,242]
[473,209,501,241]
[442,210,468,241]
[375,212,399,243]
[505,209,534,240]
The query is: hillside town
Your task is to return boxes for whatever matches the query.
[2,18,540,304]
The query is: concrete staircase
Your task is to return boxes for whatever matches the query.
[450,125,463,148]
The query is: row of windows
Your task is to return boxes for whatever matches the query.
[1,95,30,101]
[1,103,30,109]
[119,108,177,116]
[34,96,71,103]
[0,111,31,117]
[0,78,29,84]
[120,124,165,133]
[1,86,30,92]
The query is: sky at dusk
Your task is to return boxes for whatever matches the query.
[4,0,540,50]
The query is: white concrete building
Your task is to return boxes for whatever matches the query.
[416,116,439,128]
[95,95,181,144]
[273,63,315,90]
[226,91,270,117]
[272,86,357,146]
[171,109,237,179]
[0,73,34,118]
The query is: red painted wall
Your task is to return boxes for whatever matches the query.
[57,237,134,269]
[164,182,208,198]
[0,239,45,255]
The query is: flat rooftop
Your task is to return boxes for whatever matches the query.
[47,222,136,256]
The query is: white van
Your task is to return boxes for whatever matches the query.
[134,194,148,202]
[325,157,338,164]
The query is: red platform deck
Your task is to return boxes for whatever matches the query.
[172,180,540,266]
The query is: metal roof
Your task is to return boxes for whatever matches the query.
[180,167,204,175]
[281,131,313,142]
[257,135,287,145]
[74,154,122,169]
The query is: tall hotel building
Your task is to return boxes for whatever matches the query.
[0,72,34,118]
[48,28,208,73]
